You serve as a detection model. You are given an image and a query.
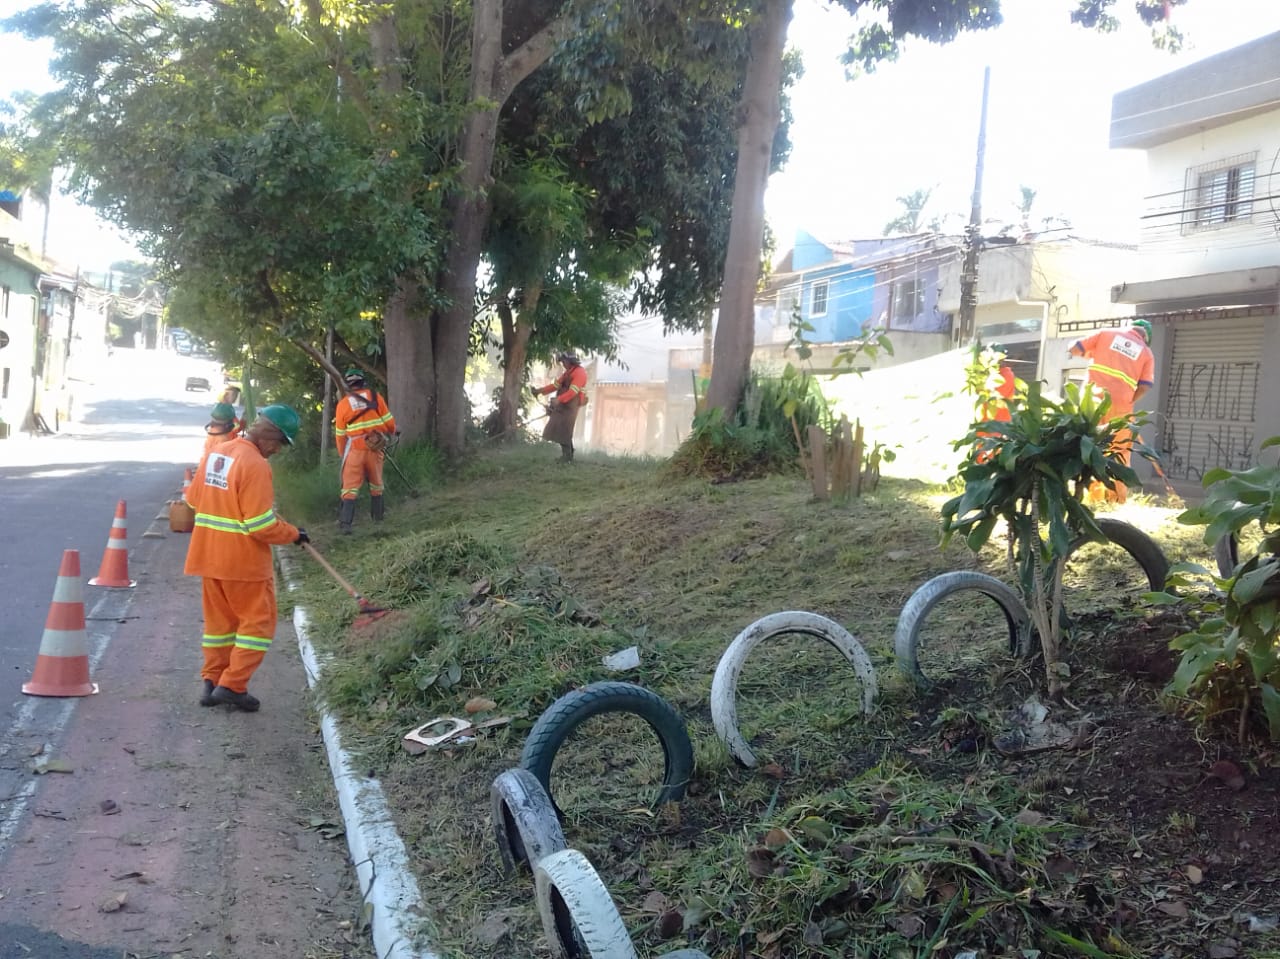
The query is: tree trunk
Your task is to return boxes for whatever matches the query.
[705,0,792,417]
[495,281,541,437]
[430,0,503,458]
[384,274,435,442]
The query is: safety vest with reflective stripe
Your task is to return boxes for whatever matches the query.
[1072,329,1154,417]
[183,436,299,582]
[335,388,396,455]
[536,364,589,406]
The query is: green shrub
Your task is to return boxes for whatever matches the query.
[1156,436,1280,744]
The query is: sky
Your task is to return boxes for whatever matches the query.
[3,0,1280,272]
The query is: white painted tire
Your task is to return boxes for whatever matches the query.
[490,767,567,878]
[894,571,1033,690]
[534,848,638,959]
[710,611,877,768]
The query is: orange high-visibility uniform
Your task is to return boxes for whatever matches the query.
[335,388,396,502]
[975,366,1015,464]
[202,428,240,457]
[534,364,589,448]
[184,436,299,693]
[1073,327,1155,503]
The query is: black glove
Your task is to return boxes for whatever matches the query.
[529,385,541,396]
[295,528,310,545]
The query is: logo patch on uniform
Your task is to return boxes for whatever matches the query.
[206,455,234,490]
[350,395,370,411]
[1109,336,1143,361]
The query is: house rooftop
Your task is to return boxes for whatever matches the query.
[1110,30,1280,149]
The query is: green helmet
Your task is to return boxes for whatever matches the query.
[258,404,300,445]
[344,368,366,386]
[1131,319,1152,343]
[209,402,237,424]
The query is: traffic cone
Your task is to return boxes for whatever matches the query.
[23,550,98,697]
[182,468,193,493]
[88,499,136,588]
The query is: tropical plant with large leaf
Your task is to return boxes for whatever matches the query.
[941,378,1151,696]
[1153,437,1280,745]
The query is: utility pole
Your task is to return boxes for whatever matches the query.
[957,66,990,346]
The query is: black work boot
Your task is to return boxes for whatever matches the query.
[339,499,356,534]
[559,444,573,463]
[211,685,260,712]
[199,678,218,707]
[371,496,385,522]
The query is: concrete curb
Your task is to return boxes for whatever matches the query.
[280,551,439,959]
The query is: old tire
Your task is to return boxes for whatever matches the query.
[535,848,638,959]
[1067,517,1169,591]
[710,611,877,768]
[520,682,693,811]
[491,767,567,878]
[895,571,1033,690]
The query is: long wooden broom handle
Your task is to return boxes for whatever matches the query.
[300,541,367,601]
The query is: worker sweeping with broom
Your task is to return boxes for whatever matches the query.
[184,405,308,712]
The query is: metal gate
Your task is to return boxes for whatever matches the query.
[1160,315,1265,481]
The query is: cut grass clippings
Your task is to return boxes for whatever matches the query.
[278,443,1258,959]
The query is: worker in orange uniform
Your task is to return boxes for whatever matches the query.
[334,368,396,534]
[974,345,1016,465]
[531,351,588,463]
[1069,318,1155,503]
[202,401,242,456]
[184,405,307,711]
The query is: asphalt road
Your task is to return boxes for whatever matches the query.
[0,348,220,956]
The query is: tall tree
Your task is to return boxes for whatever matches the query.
[883,187,935,236]
[703,0,1188,423]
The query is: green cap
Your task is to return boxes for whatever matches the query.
[1131,319,1152,343]
[258,404,300,445]
[209,402,236,424]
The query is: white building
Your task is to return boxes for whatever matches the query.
[1106,31,1280,490]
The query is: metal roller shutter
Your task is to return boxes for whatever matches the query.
[1161,316,1265,481]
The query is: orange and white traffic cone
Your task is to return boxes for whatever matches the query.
[23,550,98,697]
[182,468,193,494]
[88,499,136,588]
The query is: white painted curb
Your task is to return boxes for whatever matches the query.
[280,550,438,959]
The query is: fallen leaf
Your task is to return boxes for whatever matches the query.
[745,848,775,879]
[474,911,511,946]
[763,828,789,850]
[803,920,824,946]
[1185,864,1203,884]
[99,800,120,816]
[98,892,128,913]
[1208,942,1239,959]
[465,697,497,714]
[888,914,926,937]
[32,759,74,775]
[641,891,668,914]
[1015,809,1046,826]
[1208,760,1245,791]
[759,762,786,780]
[655,909,683,940]
[795,816,834,845]
[1156,900,1189,918]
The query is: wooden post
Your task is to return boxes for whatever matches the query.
[792,416,813,482]
[851,420,866,497]
[807,424,829,500]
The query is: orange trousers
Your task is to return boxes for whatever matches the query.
[1086,425,1134,505]
[340,446,385,501]
[200,577,277,693]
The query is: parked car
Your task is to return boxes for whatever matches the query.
[185,376,212,392]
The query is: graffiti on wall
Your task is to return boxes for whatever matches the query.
[1161,360,1260,481]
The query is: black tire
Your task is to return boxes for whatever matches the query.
[520,682,694,812]
[894,571,1033,689]
[490,767,567,878]
[1214,533,1239,580]
[1067,517,1169,591]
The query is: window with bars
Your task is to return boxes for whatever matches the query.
[890,278,924,325]
[811,280,829,317]
[777,286,801,321]
[1185,154,1256,231]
